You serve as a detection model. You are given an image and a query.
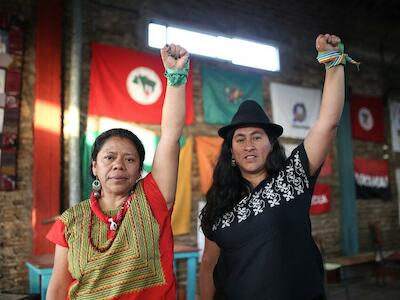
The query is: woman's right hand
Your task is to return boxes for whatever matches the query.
[316,33,341,52]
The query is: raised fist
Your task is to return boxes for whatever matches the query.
[316,34,341,52]
[160,44,189,70]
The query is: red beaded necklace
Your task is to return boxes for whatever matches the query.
[89,192,132,253]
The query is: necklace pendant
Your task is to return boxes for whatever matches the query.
[108,218,118,231]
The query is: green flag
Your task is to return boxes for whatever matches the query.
[202,66,263,124]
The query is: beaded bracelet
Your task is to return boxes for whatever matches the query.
[317,43,360,70]
[164,61,190,86]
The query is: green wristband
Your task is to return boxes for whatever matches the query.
[317,43,360,70]
[164,61,190,86]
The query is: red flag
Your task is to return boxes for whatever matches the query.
[351,95,384,142]
[88,43,194,124]
[310,184,331,214]
[320,153,332,176]
[354,158,390,200]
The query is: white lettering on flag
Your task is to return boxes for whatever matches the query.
[354,173,389,188]
[311,194,328,206]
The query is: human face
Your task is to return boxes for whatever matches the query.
[92,137,140,198]
[231,127,272,181]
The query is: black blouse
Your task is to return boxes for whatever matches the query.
[208,143,325,300]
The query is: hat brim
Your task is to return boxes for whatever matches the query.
[218,122,283,139]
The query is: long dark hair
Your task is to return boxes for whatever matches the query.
[200,129,286,238]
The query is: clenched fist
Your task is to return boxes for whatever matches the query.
[160,44,189,70]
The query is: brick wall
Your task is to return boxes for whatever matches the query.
[1,0,399,292]
[0,0,35,291]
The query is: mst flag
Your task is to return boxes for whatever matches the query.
[354,158,390,200]
[351,95,384,142]
[270,82,321,139]
[202,66,263,124]
[310,184,331,215]
[81,117,193,235]
[89,43,194,124]
[195,136,223,194]
[389,100,400,152]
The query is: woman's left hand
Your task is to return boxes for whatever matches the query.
[160,44,189,70]
[316,34,341,52]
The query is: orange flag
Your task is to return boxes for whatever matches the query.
[171,137,193,235]
[195,136,223,195]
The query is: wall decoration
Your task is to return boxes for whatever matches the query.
[0,13,23,191]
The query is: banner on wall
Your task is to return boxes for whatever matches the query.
[389,100,400,152]
[195,136,223,194]
[310,184,331,214]
[171,137,193,235]
[81,116,193,235]
[351,95,385,142]
[0,15,23,191]
[353,158,390,200]
[89,43,194,124]
[270,82,321,139]
[201,66,263,124]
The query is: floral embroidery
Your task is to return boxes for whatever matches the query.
[213,148,310,231]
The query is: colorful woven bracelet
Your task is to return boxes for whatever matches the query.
[317,43,360,70]
[164,61,190,86]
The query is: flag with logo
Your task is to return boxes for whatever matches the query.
[354,158,390,200]
[389,100,400,152]
[89,43,194,124]
[195,136,223,194]
[270,82,321,139]
[351,95,384,142]
[201,66,263,124]
[310,184,331,214]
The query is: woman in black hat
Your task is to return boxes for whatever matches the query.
[199,34,356,300]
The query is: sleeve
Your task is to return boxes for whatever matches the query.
[288,142,321,190]
[201,224,216,242]
[46,219,68,248]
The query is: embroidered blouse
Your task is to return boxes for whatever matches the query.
[206,143,325,300]
[46,173,176,300]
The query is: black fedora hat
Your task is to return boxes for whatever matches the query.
[218,100,283,139]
